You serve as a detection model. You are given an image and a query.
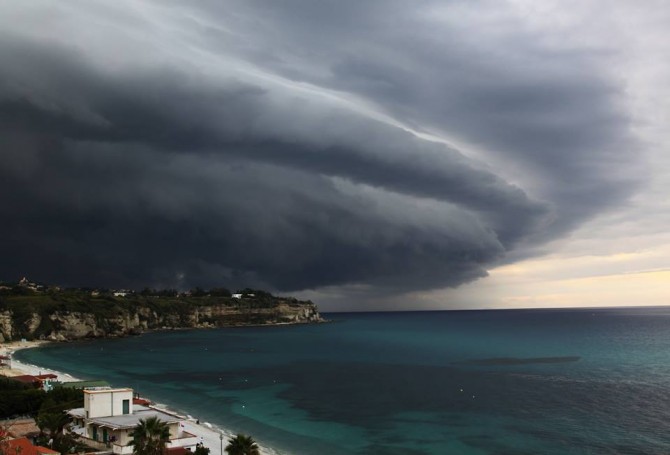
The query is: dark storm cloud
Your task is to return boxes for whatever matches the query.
[0,1,640,295]
[186,0,640,233]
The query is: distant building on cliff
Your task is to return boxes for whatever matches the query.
[18,277,44,292]
[67,388,198,454]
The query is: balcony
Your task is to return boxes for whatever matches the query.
[167,431,198,449]
[111,443,134,455]
[74,434,112,453]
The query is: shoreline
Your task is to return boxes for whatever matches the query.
[1,341,283,455]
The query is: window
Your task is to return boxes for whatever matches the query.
[92,426,98,441]
[122,399,130,415]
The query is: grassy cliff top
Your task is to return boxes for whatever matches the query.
[0,281,319,340]
[0,281,313,317]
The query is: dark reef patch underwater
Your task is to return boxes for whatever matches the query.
[455,355,581,365]
[16,308,670,454]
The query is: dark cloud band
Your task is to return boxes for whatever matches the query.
[0,1,639,296]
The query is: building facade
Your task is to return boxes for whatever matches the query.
[68,388,197,455]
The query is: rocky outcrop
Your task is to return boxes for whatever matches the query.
[0,311,13,341]
[0,299,324,342]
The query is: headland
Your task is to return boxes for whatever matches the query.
[0,278,323,342]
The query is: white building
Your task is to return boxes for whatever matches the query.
[68,388,197,454]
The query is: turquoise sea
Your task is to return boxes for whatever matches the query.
[15,308,670,454]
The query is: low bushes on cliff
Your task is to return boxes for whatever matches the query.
[0,284,321,341]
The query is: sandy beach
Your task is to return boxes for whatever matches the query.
[0,342,280,455]
[0,340,74,380]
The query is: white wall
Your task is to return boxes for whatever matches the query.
[115,428,133,446]
[85,389,134,418]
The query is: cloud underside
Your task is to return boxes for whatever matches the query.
[0,1,639,294]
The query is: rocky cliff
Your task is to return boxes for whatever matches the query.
[0,293,323,342]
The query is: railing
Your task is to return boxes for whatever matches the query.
[74,435,110,452]
[166,431,198,449]
[70,429,197,454]
[174,431,197,440]
[111,443,134,455]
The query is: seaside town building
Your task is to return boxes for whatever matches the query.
[0,437,59,455]
[67,387,198,455]
[9,374,58,391]
[17,277,44,292]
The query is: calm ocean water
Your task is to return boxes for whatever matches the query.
[15,308,670,454]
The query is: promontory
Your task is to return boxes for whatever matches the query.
[0,278,323,342]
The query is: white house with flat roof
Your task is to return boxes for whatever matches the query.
[84,387,133,418]
[68,388,197,454]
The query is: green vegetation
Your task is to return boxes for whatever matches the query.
[35,397,84,454]
[194,443,211,455]
[57,380,110,389]
[224,434,260,455]
[0,378,44,418]
[129,416,170,455]
[0,279,319,340]
[0,377,83,420]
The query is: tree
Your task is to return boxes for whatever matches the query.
[194,443,210,455]
[189,287,208,297]
[36,408,69,439]
[0,423,11,455]
[157,289,179,297]
[129,416,170,455]
[36,406,82,455]
[224,434,259,455]
[54,432,82,455]
[209,288,231,297]
[140,288,154,296]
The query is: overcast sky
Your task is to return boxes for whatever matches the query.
[1,0,668,311]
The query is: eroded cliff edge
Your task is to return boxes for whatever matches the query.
[0,290,323,342]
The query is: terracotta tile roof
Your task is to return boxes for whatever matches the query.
[2,437,60,455]
[165,447,191,455]
[0,418,41,438]
[8,375,39,384]
[34,374,57,380]
[10,374,57,382]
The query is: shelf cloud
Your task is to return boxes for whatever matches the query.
[0,1,640,297]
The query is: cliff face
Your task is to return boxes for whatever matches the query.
[0,296,323,342]
[0,311,12,342]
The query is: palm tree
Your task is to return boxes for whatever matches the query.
[129,416,171,455]
[36,411,70,440]
[224,434,259,455]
